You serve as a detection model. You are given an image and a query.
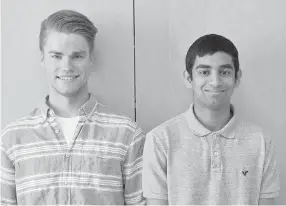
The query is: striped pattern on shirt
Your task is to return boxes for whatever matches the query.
[1,94,146,205]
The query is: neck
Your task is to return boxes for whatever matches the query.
[193,103,232,131]
[48,87,89,118]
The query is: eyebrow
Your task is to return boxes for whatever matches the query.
[73,51,87,55]
[195,64,234,70]
[48,51,63,55]
[195,64,211,69]
[219,64,234,69]
[48,51,87,55]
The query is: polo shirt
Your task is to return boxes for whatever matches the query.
[142,104,280,205]
[1,94,146,205]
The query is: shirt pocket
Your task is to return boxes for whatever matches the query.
[76,149,123,192]
[79,148,122,172]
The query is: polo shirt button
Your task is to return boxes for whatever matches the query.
[55,129,60,134]
[213,134,218,139]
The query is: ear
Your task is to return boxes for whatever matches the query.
[183,70,193,89]
[90,51,95,66]
[88,50,96,73]
[40,52,44,68]
[235,69,242,88]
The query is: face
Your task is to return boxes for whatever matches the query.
[41,31,93,97]
[184,52,241,110]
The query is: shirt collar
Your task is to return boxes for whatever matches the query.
[185,104,238,139]
[40,93,98,121]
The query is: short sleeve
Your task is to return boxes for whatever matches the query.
[142,132,168,200]
[122,125,146,205]
[260,138,280,198]
[1,141,17,205]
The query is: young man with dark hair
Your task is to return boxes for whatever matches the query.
[1,10,145,205]
[142,34,279,205]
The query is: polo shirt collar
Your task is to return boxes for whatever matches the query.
[185,104,238,139]
[40,93,98,121]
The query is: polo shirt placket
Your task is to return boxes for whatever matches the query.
[210,133,221,173]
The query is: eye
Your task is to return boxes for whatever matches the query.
[221,70,232,75]
[51,54,62,60]
[72,54,84,59]
[199,70,210,75]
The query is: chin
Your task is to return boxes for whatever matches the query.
[208,101,229,110]
[61,92,79,97]
[56,88,81,97]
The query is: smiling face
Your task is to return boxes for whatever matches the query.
[184,51,241,110]
[41,31,93,97]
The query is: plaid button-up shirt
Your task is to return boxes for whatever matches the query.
[1,94,146,205]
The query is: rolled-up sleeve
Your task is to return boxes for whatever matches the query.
[123,126,146,205]
[142,132,168,200]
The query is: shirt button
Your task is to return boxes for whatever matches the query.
[213,134,218,139]
[214,152,219,156]
[65,153,70,158]
[55,129,60,134]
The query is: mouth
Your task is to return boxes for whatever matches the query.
[56,75,80,81]
[205,90,225,94]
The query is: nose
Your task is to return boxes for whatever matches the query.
[61,57,74,71]
[209,72,222,87]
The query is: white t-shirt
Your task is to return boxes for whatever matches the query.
[56,116,80,145]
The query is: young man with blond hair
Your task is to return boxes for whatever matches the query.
[1,10,145,205]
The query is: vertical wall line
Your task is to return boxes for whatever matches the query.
[132,0,137,121]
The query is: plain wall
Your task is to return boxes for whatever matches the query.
[1,0,135,128]
[135,0,286,204]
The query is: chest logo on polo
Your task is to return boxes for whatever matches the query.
[242,170,248,176]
